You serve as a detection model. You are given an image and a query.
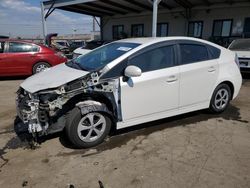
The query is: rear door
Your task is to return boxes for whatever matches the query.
[3,42,39,75]
[178,41,219,108]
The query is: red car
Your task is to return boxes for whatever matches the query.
[0,40,67,76]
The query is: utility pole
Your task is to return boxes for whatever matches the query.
[93,16,96,32]
[40,2,47,41]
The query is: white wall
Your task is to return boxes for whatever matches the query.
[102,5,250,41]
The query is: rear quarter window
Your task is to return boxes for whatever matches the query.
[207,45,221,59]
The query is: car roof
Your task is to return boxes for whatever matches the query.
[117,36,221,47]
[0,39,40,45]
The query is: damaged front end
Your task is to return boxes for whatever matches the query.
[14,71,119,143]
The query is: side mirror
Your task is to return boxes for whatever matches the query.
[124,65,142,78]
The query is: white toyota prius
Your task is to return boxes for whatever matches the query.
[15,37,242,148]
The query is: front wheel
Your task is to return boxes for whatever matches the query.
[209,84,231,113]
[65,108,111,148]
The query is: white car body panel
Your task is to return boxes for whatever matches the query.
[117,101,209,129]
[19,37,242,132]
[120,66,179,121]
[116,37,242,129]
[179,59,219,107]
[21,63,88,93]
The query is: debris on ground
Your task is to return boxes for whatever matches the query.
[98,180,104,188]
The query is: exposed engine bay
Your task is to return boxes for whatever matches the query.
[15,71,120,143]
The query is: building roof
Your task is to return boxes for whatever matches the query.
[42,0,250,17]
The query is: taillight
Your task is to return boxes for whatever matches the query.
[55,52,66,59]
[234,54,240,68]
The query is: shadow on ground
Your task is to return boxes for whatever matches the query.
[0,75,249,160]
[1,104,247,161]
[56,104,248,157]
[0,76,28,81]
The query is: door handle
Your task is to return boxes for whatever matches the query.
[208,66,216,72]
[167,75,178,83]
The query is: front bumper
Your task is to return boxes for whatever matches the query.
[239,58,250,73]
[15,89,47,136]
[240,67,250,73]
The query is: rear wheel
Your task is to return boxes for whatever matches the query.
[33,62,50,74]
[209,84,231,113]
[65,108,111,148]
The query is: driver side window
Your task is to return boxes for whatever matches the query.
[128,45,175,73]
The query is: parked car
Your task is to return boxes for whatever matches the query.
[15,37,242,148]
[0,40,67,76]
[228,38,250,73]
[68,40,86,52]
[72,46,91,59]
[72,40,111,59]
[51,40,70,56]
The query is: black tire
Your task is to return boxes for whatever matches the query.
[209,84,232,114]
[65,108,111,148]
[32,62,50,74]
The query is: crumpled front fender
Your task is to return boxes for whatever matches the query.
[76,100,113,118]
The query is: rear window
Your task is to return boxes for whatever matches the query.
[180,44,209,64]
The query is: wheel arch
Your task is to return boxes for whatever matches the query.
[214,80,235,100]
[64,92,117,123]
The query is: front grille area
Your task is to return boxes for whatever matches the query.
[39,103,49,123]
[239,58,250,68]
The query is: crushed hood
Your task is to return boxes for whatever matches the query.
[21,63,89,93]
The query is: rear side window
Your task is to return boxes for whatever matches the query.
[128,45,175,72]
[0,42,5,53]
[180,44,209,64]
[8,42,39,53]
[207,45,221,59]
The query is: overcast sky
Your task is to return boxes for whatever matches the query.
[0,0,96,38]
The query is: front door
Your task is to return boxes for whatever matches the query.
[120,44,179,121]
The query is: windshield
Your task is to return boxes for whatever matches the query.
[229,39,250,51]
[67,42,140,71]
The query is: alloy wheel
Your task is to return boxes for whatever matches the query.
[35,64,49,73]
[77,112,106,143]
[214,88,229,110]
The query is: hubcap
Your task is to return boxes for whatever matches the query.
[36,64,49,73]
[214,88,229,110]
[77,112,106,142]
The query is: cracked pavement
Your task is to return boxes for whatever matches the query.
[0,77,250,188]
